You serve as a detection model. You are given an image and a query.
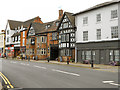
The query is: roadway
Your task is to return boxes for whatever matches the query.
[0,58,119,89]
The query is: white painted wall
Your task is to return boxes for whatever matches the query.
[0,33,4,48]
[5,22,15,45]
[75,3,119,43]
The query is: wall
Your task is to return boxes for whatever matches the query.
[75,3,118,43]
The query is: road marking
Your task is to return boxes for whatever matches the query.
[103,81,120,86]
[52,69,80,77]
[0,72,14,88]
[0,73,8,84]
[34,65,47,69]
[7,86,10,88]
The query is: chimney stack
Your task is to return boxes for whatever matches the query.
[59,9,63,19]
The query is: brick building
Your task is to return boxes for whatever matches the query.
[5,16,43,58]
[26,10,63,60]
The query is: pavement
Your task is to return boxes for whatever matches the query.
[0,82,2,90]
[2,58,119,73]
[29,59,119,73]
[1,58,119,88]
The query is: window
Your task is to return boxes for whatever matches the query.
[41,36,47,43]
[18,36,20,41]
[71,33,75,37]
[71,38,75,42]
[97,29,101,40]
[110,50,113,61]
[7,30,9,35]
[52,33,57,40]
[111,10,118,19]
[37,49,40,55]
[37,37,40,43]
[27,39,29,45]
[111,26,118,38]
[32,49,34,54]
[110,50,119,61]
[82,51,95,61]
[15,36,17,41]
[66,34,69,42]
[23,31,25,37]
[60,49,71,56]
[23,39,25,46]
[83,31,88,41]
[66,49,70,56]
[92,51,96,60]
[96,14,101,22]
[82,51,85,60]
[114,50,119,61]
[83,17,88,24]
[41,49,46,55]
[86,51,91,60]
[61,35,66,42]
[12,37,15,42]
[63,23,68,28]
[70,43,75,47]
[46,25,51,29]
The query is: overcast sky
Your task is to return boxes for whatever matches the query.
[0,0,110,31]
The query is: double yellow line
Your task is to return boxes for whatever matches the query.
[0,72,14,89]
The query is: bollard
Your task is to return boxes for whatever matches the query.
[48,59,49,62]
[91,60,94,68]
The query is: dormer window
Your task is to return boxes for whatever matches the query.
[46,24,51,29]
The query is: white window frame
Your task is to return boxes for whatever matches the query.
[111,26,118,38]
[111,10,118,19]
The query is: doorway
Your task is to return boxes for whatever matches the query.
[50,45,58,60]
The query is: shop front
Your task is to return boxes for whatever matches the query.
[5,47,14,58]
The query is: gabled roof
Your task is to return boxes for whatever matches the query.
[7,16,42,30]
[8,20,23,30]
[73,0,120,16]
[57,12,75,31]
[30,19,60,35]
[11,32,21,37]
[65,12,75,27]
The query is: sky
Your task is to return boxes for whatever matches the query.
[0,0,110,31]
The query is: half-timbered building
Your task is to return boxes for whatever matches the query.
[57,12,76,61]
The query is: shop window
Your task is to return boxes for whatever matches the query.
[82,51,85,60]
[86,51,91,60]
[110,50,119,61]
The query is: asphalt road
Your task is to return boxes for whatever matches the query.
[0,58,119,89]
